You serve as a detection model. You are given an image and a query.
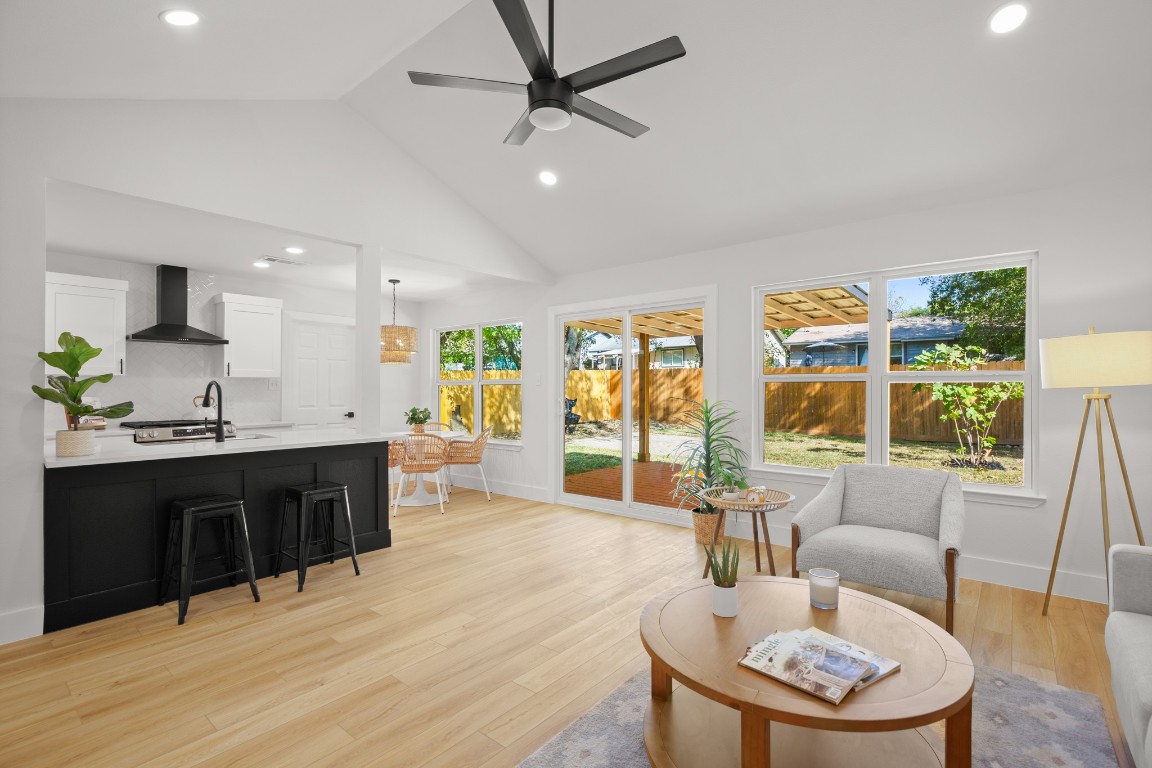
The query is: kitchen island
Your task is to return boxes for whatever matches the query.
[43,428,396,631]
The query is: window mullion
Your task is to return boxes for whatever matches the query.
[867,273,887,466]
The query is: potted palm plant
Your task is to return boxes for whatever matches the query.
[705,537,740,617]
[670,399,749,545]
[404,406,432,433]
[34,333,134,457]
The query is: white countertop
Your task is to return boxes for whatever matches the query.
[45,427,409,468]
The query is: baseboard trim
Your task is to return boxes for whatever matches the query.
[0,604,44,645]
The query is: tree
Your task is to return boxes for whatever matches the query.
[563,326,607,376]
[438,329,475,370]
[481,324,522,370]
[909,344,1024,467]
[919,267,1026,357]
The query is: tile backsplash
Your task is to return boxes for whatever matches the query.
[43,261,281,433]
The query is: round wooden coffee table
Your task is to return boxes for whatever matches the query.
[639,577,974,767]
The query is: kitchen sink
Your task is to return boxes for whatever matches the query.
[230,433,275,441]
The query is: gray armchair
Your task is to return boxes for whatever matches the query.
[1105,544,1152,768]
[790,464,965,633]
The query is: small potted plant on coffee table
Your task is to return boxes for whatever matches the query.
[705,537,740,617]
[404,406,432,433]
[34,333,134,457]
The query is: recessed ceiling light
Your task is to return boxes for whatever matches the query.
[160,10,200,26]
[283,246,305,255]
[253,261,271,269]
[989,3,1028,33]
[539,170,558,186]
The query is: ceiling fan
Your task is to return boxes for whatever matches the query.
[408,0,685,145]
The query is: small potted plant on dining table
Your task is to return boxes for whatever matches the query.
[33,333,134,457]
[404,406,432,433]
[670,399,750,545]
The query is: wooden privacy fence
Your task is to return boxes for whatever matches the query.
[437,370,522,435]
[566,364,1024,444]
[765,361,1026,444]
[565,369,703,424]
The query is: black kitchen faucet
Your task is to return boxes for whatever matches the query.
[204,380,225,442]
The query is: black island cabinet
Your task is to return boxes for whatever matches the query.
[43,440,391,632]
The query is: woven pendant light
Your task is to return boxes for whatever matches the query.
[380,279,417,364]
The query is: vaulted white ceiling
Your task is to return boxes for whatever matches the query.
[0,0,470,99]
[346,0,1152,275]
[5,0,1151,287]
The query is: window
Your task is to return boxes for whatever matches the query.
[436,322,523,441]
[758,255,1034,490]
[662,349,685,367]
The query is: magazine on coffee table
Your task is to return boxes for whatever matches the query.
[802,627,901,691]
[738,630,873,704]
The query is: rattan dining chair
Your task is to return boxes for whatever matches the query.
[445,426,493,501]
[392,434,449,515]
[387,440,404,496]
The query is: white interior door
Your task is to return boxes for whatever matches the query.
[282,315,355,429]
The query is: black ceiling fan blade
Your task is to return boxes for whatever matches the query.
[408,72,526,95]
[503,108,536,145]
[563,36,685,94]
[571,94,649,138]
[493,0,555,81]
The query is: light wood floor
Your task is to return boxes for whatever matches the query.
[0,490,1134,767]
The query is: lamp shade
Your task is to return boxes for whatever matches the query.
[1039,330,1152,389]
[380,324,417,364]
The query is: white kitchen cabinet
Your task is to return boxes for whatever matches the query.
[45,272,128,376]
[213,293,283,378]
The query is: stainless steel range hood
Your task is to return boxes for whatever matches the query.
[127,265,228,345]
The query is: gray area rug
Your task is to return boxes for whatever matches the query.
[517,666,1118,768]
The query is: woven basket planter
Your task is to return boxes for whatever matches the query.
[692,509,726,546]
[56,429,96,457]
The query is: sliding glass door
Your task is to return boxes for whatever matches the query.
[562,316,624,502]
[560,304,705,512]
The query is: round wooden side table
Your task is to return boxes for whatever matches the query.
[700,487,794,577]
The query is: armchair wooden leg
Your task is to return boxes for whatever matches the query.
[790,523,800,579]
[945,548,958,635]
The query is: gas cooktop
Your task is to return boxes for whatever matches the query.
[121,420,236,443]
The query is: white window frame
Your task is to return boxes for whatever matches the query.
[754,252,1040,504]
[663,348,685,368]
[434,319,523,445]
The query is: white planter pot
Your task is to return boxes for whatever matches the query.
[712,584,738,617]
[56,429,96,457]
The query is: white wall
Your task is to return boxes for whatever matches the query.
[421,169,1152,603]
[43,252,423,430]
[0,97,542,644]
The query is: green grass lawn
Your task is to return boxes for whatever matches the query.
[763,431,1024,486]
[564,448,623,476]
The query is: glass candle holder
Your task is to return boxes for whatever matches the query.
[809,568,840,610]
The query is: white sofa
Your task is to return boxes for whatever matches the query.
[1106,544,1152,768]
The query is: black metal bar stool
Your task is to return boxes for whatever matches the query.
[159,494,261,625]
[274,481,361,591]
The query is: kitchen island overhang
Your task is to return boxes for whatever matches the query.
[43,430,395,632]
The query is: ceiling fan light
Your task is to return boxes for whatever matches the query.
[529,104,572,131]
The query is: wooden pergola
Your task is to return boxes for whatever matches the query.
[763,285,869,329]
[565,310,705,463]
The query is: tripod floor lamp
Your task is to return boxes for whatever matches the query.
[1040,328,1152,615]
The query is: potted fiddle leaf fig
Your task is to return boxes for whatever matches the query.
[34,333,134,457]
[670,399,749,545]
